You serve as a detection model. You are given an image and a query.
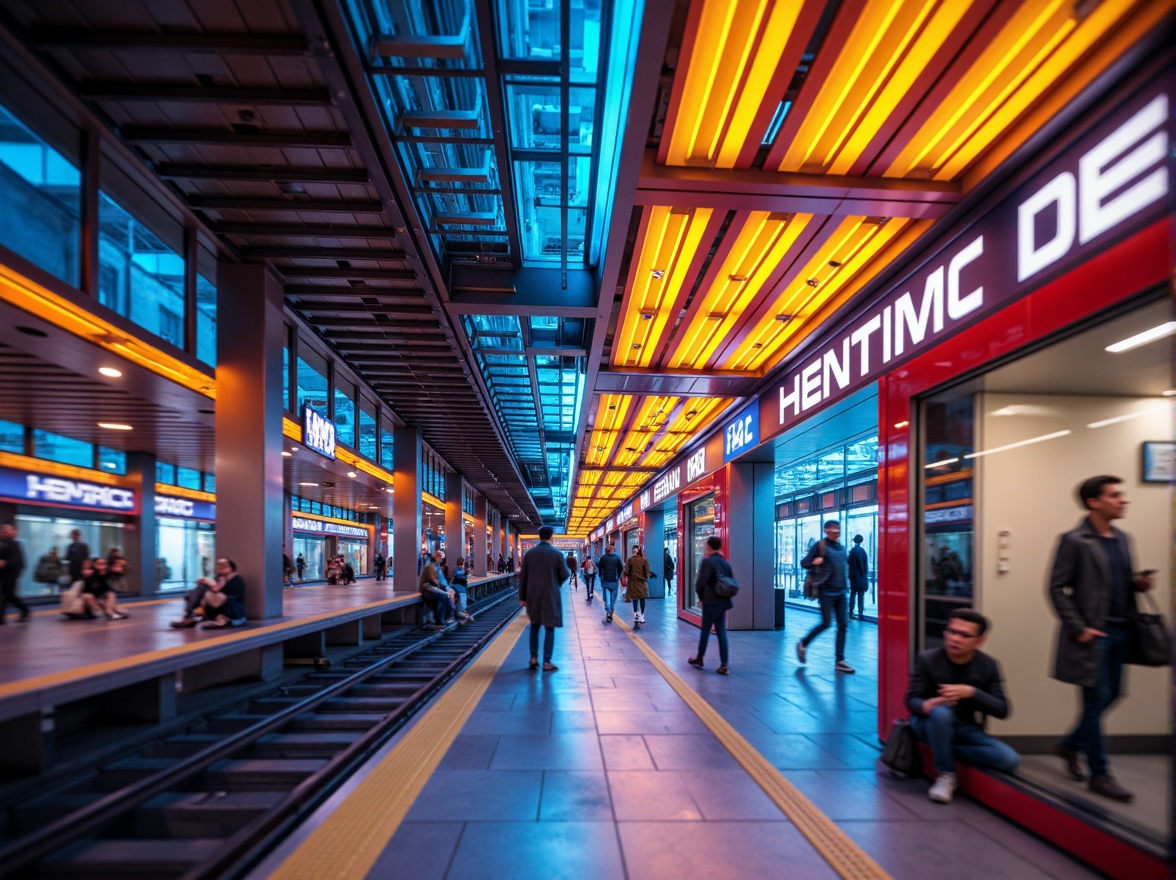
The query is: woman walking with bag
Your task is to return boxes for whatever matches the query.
[623,544,651,627]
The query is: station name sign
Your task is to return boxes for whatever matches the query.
[302,406,337,460]
[761,84,1170,440]
[156,494,216,520]
[723,404,759,463]
[292,515,368,538]
[0,466,138,513]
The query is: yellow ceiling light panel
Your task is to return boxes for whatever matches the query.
[615,206,713,369]
[729,216,913,371]
[615,396,679,467]
[778,0,972,174]
[884,0,1143,180]
[669,212,812,370]
[664,0,805,168]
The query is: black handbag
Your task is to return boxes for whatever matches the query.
[880,718,922,776]
[1127,590,1170,667]
[802,540,827,599]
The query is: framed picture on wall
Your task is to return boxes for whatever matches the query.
[1141,441,1175,483]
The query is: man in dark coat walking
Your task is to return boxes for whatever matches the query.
[1048,475,1154,803]
[519,526,571,671]
[0,523,29,623]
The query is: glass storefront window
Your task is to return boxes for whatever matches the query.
[0,102,81,286]
[32,429,92,468]
[338,538,368,576]
[98,193,185,347]
[203,472,215,493]
[293,535,326,580]
[97,447,126,474]
[380,423,395,471]
[15,514,125,598]
[297,350,329,416]
[156,461,176,484]
[682,494,715,616]
[334,378,356,448]
[0,419,23,453]
[195,273,216,366]
[156,518,215,592]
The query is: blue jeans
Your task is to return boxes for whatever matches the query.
[453,589,467,617]
[529,624,555,662]
[697,603,729,666]
[802,591,848,662]
[1061,623,1127,778]
[584,573,595,598]
[911,705,1020,775]
[601,581,619,614]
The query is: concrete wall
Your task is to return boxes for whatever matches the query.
[975,392,1170,738]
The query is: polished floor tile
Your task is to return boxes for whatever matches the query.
[447,821,625,880]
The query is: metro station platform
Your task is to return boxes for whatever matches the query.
[255,593,1101,880]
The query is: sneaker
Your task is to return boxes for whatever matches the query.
[529,656,539,669]
[716,665,729,675]
[835,660,856,674]
[796,641,806,664]
[170,617,199,629]
[542,662,559,672]
[687,656,704,669]
[928,772,957,804]
[108,612,129,620]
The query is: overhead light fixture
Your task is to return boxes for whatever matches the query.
[728,274,747,283]
[97,422,133,431]
[964,430,1071,460]
[1105,321,1176,353]
[281,451,292,457]
[894,421,909,429]
[98,367,122,378]
[651,269,665,280]
[775,314,794,322]
[925,458,959,469]
[640,312,654,320]
[347,471,357,478]
[1086,405,1168,430]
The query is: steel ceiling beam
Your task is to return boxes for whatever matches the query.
[119,128,354,148]
[30,28,311,55]
[278,267,415,280]
[78,83,333,105]
[155,164,371,184]
[187,196,384,213]
[213,223,393,238]
[245,246,405,260]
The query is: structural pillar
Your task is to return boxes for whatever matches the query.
[444,470,464,566]
[124,451,157,597]
[392,425,422,592]
[471,495,487,576]
[726,461,776,631]
[490,509,501,570]
[642,508,666,599]
[215,263,286,620]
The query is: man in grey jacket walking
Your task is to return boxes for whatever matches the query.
[519,526,571,671]
[796,520,854,673]
[1048,475,1154,803]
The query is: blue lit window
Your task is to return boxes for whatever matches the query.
[156,462,176,484]
[33,429,92,468]
[380,423,395,471]
[97,447,126,474]
[297,350,329,415]
[0,420,23,453]
[196,273,216,366]
[98,194,186,347]
[203,472,216,493]
[359,400,377,461]
[0,103,81,287]
[334,379,356,448]
[176,466,202,490]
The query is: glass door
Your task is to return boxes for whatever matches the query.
[682,493,715,616]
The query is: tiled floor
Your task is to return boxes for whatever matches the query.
[372,591,1104,879]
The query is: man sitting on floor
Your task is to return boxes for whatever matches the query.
[171,558,247,629]
[905,607,1019,803]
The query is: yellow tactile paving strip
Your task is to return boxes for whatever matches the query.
[270,612,528,880]
[615,617,893,880]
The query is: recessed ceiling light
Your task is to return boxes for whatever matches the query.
[98,367,122,378]
[97,422,133,431]
[631,343,640,350]
[1105,321,1176,353]
[347,471,357,478]
[640,312,654,320]
[805,278,819,288]
[281,451,292,457]
[775,314,794,322]
[299,481,318,487]
[290,446,299,452]
[651,269,665,280]
[728,274,747,283]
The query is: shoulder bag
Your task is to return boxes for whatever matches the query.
[1127,590,1170,667]
[802,540,827,599]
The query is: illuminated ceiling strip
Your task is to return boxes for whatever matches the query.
[777,0,973,174]
[964,430,1071,459]
[155,484,216,502]
[662,0,807,169]
[0,261,216,399]
[669,211,811,369]
[614,206,715,369]
[0,450,129,486]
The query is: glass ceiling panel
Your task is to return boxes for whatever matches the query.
[497,0,603,82]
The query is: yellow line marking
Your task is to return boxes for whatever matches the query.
[271,613,527,880]
[0,594,422,699]
[616,617,893,880]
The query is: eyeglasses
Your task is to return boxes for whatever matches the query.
[944,627,980,639]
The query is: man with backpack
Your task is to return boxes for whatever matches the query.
[796,520,855,674]
[596,543,624,623]
[687,535,733,675]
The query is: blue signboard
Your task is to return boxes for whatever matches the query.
[303,406,337,460]
[723,404,759,463]
[156,494,216,520]
[0,466,137,513]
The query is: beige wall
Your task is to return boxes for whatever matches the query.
[975,392,1171,737]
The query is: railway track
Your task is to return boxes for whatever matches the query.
[0,588,521,879]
